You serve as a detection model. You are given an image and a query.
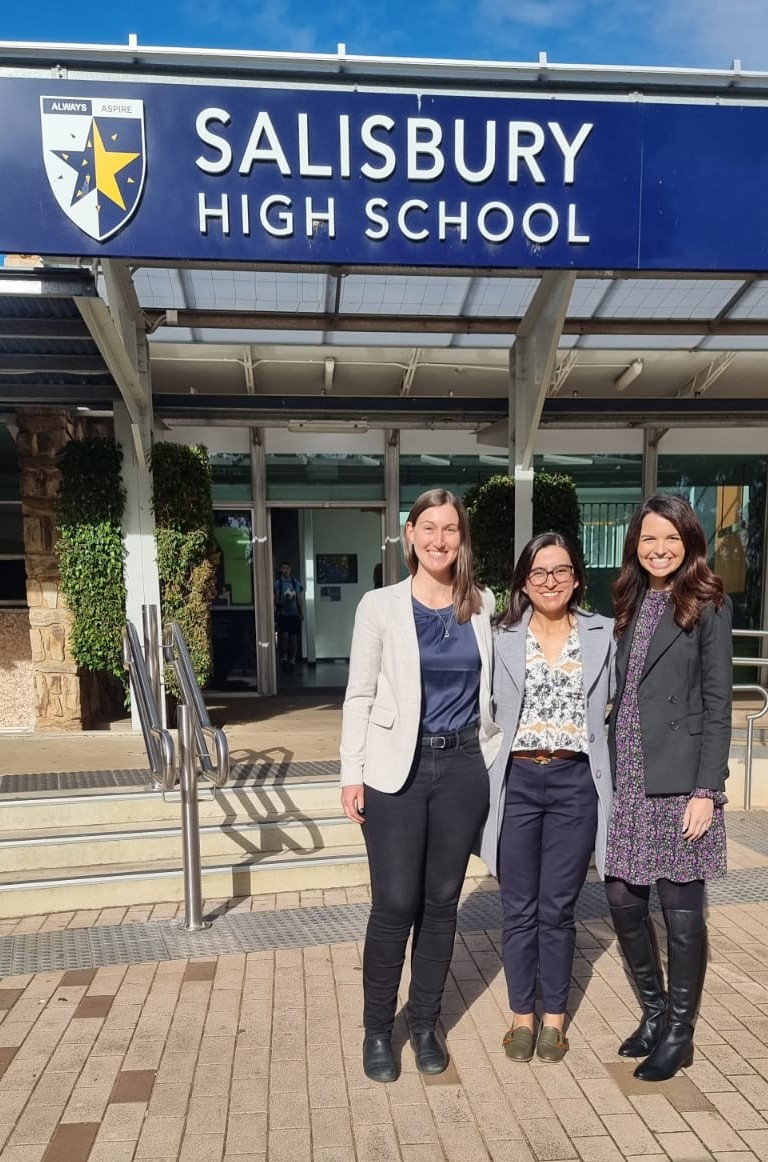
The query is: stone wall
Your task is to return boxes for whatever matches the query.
[16,408,83,730]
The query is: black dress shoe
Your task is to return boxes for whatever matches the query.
[410,1030,449,1075]
[363,1035,398,1083]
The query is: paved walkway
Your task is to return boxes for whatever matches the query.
[2,706,768,1160]
[2,830,768,1161]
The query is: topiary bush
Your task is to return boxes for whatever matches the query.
[55,437,127,687]
[151,443,217,690]
[464,472,581,601]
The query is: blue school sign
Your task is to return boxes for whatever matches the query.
[2,75,768,271]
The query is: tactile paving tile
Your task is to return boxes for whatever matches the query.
[3,864,768,973]
[0,769,151,795]
[230,759,340,783]
[724,810,768,856]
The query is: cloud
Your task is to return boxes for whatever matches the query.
[657,0,768,68]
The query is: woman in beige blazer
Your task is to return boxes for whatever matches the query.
[340,488,501,1084]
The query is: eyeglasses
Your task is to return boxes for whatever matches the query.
[527,565,575,587]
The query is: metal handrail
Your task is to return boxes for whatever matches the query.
[122,623,175,790]
[733,683,768,811]
[163,621,229,789]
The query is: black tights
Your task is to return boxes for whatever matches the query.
[605,876,704,913]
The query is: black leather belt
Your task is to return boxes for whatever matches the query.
[420,723,478,750]
[513,749,587,765]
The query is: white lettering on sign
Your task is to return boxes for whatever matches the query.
[364,198,588,246]
[191,106,596,251]
[194,110,594,186]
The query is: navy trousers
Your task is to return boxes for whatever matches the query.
[498,755,597,1014]
[361,733,490,1036]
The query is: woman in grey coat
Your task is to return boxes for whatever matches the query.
[477,531,614,1063]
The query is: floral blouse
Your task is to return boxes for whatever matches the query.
[511,624,589,753]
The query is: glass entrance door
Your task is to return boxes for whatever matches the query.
[211,509,257,690]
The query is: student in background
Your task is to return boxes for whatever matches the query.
[274,561,304,672]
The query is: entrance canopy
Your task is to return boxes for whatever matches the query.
[1,41,768,429]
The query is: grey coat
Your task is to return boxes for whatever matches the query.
[608,596,732,795]
[476,607,615,879]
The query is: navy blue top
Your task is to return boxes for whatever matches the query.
[412,598,481,734]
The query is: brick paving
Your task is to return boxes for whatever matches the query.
[0,854,767,1160]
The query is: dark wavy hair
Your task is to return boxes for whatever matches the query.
[403,488,481,622]
[612,493,725,637]
[496,531,585,629]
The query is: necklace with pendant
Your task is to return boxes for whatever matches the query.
[433,606,454,639]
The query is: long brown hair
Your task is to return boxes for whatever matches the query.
[496,531,586,629]
[403,488,481,622]
[613,493,725,637]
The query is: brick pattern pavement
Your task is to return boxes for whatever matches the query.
[3,850,768,1157]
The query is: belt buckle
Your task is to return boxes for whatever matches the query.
[430,735,448,749]
[532,754,551,765]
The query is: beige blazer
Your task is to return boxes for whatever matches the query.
[340,578,502,791]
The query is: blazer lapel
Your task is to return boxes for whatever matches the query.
[641,601,684,680]
[496,609,531,693]
[614,602,641,703]
[578,613,609,696]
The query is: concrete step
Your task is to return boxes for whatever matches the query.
[0,779,342,831]
[0,812,362,873]
[0,846,372,918]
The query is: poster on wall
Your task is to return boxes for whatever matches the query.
[316,553,358,584]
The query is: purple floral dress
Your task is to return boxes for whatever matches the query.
[604,589,727,884]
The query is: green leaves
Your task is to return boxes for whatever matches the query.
[55,440,127,684]
[465,473,581,600]
[151,444,216,690]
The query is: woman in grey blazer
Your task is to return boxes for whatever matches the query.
[605,493,731,1082]
[477,531,614,1064]
[340,488,501,1083]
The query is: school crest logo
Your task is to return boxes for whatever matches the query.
[40,96,146,242]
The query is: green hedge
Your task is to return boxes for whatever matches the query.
[151,443,217,689]
[464,472,581,600]
[55,438,127,685]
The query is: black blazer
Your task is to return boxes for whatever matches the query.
[608,596,732,795]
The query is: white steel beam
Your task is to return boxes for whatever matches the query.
[676,351,737,398]
[510,272,575,557]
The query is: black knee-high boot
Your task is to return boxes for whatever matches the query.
[610,904,667,1057]
[634,909,707,1082]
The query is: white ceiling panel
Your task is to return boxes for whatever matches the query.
[340,274,470,316]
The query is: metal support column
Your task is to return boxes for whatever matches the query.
[114,401,162,729]
[384,429,401,585]
[509,272,575,561]
[251,428,276,695]
[177,702,208,931]
[642,427,666,499]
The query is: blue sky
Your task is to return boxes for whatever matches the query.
[4,1,768,71]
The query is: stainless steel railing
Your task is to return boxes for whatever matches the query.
[163,619,230,930]
[733,629,768,811]
[125,607,230,931]
[122,621,175,790]
[163,621,229,790]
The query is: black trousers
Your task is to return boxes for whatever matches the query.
[498,755,598,1014]
[361,732,490,1036]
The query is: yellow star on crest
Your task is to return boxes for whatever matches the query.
[92,121,139,210]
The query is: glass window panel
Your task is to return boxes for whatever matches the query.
[267,454,384,501]
[0,426,20,501]
[657,455,767,631]
[0,506,24,556]
[399,454,507,505]
[209,453,252,502]
[0,559,27,605]
[212,510,254,606]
